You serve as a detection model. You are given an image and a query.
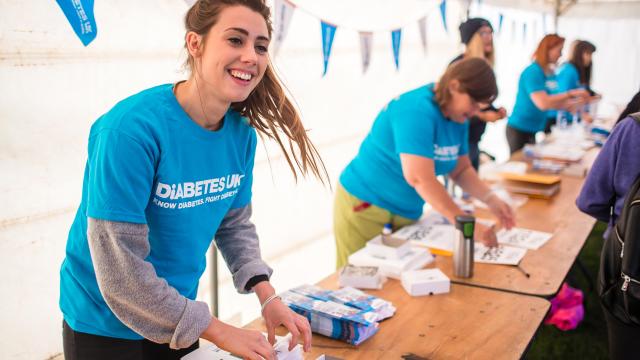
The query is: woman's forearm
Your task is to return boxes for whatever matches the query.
[412,177,466,225]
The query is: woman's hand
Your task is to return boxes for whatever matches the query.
[486,194,516,230]
[206,318,276,360]
[479,107,507,122]
[568,88,590,101]
[262,298,312,352]
[474,222,498,247]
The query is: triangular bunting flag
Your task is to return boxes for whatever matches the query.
[359,32,373,74]
[55,0,97,46]
[272,0,296,56]
[439,0,448,32]
[498,13,504,35]
[522,22,527,43]
[418,16,427,54]
[320,21,337,76]
[391,29,402,70]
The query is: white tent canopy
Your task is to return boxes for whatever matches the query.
[479,0,640,20]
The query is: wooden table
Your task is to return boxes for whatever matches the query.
[246,273,550,360]
[431,149,599,297]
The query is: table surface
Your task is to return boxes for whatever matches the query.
[430,149,599,297]
[246,273,550,360]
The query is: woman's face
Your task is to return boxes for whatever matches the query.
[548,43,564,65]
[447,80,488,123]
[189,5,270,104]
[582,51,593,66]
[478,25,494,53]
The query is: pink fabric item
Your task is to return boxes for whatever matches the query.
[544,283,585,331]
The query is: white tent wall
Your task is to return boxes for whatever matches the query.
[1,0,638,359]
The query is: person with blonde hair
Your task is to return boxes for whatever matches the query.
[451,18,507,170]
[334,58,516,269]
[59,1,324,359]
[506,34,589,153]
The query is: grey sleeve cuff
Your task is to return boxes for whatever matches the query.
[171,300,212,349]
[87,218,211,349]
[215,204,273,294]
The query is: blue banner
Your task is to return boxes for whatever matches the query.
[498,13,504,35]
[439,0,447,32]
[56,0,97,46]
[320,21,337,76]
[391,29,402,70]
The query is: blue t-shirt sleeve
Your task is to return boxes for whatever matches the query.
[524,65,547,94]
[391,98,435,158]
[230,129,256,209]
[86,129,155,224]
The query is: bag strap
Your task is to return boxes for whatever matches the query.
[615,172,640,246]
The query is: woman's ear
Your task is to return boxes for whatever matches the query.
[185,31,203,58]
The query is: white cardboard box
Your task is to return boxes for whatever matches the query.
[182,334,302,360]
[338,265,386,289]
[365,234,412,260]
[401,268,450,296]
[348,247,434,279]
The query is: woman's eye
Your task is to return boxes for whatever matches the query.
[228,38,242,46]
[255,45,268,54]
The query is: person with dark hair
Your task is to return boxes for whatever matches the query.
[616,88,640,124]
[558,40,597,95]
[333,58,516,268]
[58,1,324,359]
[576,111,640,360]
[451,17,507,170]
[506,34,590,154]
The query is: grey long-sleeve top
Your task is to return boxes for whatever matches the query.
[87,204,272,349]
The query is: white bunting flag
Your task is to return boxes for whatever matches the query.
[272,0,296,56]
[359,32,373,73]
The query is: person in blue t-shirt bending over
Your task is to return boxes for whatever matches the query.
[506,34,590,154]
[59,1,326,359]
[334,58,516,268]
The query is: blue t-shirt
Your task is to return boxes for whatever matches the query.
[508,62,549,133]
[340,84,469,220]
[59,84,257,339]
[556,62,581,93]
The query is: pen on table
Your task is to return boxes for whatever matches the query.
[515,264,530,278]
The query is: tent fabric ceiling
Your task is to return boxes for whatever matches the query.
[478,0,640,19]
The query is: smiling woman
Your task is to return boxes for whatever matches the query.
[58,1,324,360]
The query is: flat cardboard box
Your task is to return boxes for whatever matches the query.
[401,268,450,296]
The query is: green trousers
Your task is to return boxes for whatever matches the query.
[333,184,414,269]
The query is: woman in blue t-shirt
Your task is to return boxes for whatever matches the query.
[506,34,589,154]
[334,58,516,268]
[59,1,325,359]
[556,40,600,122]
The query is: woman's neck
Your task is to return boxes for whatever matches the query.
[174,77,229,131]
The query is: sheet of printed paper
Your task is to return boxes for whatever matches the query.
[474,243,527,265]
[393,224,456,252]
[496,228,553,250]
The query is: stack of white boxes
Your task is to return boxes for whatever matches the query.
[347,234,434,279]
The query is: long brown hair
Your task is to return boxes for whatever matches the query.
[569,40,596,87]
[533,34,565,70]
[184,0,328,184]
[436,57,498,110]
